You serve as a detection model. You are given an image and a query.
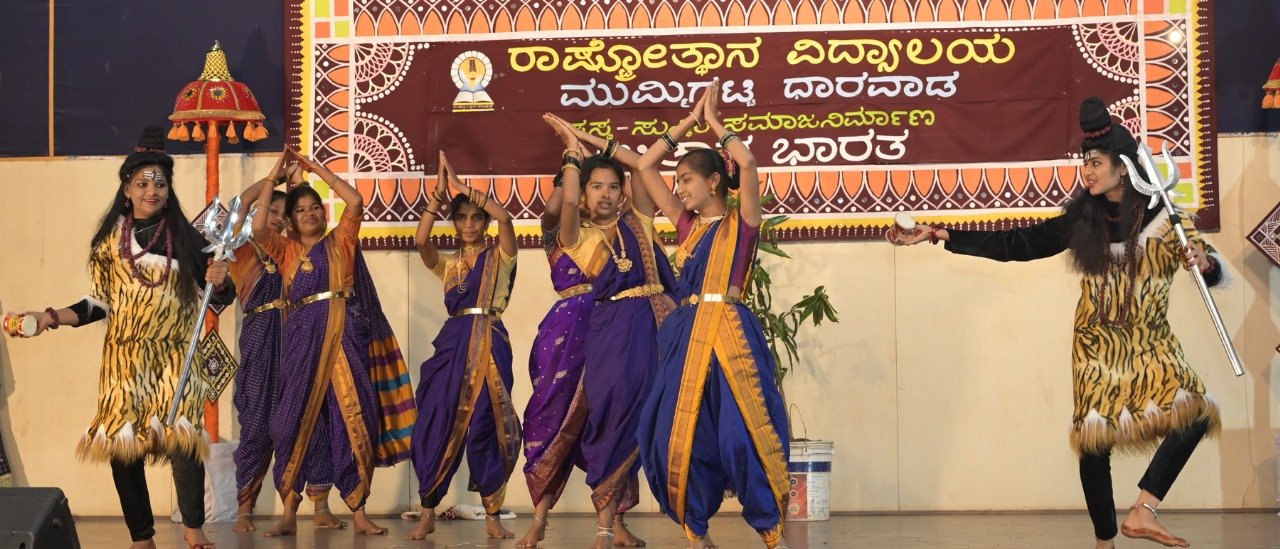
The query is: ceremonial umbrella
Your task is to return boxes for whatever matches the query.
[166,41,269,441]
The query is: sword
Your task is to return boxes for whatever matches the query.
[166,196,257,425]
[1120,143,1244,377]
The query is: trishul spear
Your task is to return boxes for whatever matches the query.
[166,196,257,425]
[1119,143,1244,377]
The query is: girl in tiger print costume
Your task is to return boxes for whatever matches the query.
[892,98,1223,549]
[24,127,233,549]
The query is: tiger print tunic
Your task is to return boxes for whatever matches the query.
[947,206,1223,457]
[76,219,214,464]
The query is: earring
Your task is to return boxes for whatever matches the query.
[123,197,132,209]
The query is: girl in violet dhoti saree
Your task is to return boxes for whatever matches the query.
[253,150,415,537]
[635,81,792,549]
[514,127,653,548]
[408,151,521,541]
[544,113,677,548]
[229,154,346,533]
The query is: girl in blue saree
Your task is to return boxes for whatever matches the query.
[635,81,792,549]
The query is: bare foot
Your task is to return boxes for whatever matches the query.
[405,513,435,540]
[689,534,719,549]
[1096,539,1116,549]
[1121,505,1190,547]
[515,518,546,548]
[183,527,216,549]
[261,515,297,538]
[487,516,515,539]
[353,509,389,535]
[591,530,613,549]
[313,508,348,529]
[233,513,255,533]
[128,540,157,549]
[613,519,645,547]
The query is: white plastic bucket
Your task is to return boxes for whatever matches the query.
[787,440,834,521]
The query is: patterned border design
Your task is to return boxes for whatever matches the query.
[289,0,1219,249]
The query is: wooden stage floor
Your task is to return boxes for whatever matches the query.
[69,511,1280,548]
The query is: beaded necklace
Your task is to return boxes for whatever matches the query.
[119,216,173,288]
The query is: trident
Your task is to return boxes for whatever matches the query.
[166,196,257,425]
[1119,143,1244,377]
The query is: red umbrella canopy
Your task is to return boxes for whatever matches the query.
[168,41,268,142]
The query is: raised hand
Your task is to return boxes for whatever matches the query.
[431,151,451,204]
[1182,242,1213,273]
[701,78,720,126]
[544,113,582,152]
[440,151,473,196]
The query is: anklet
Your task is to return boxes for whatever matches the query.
[1131,502,1159,517]
[486,513,501,521]
[533,515,550,526]
[597,526,615,539]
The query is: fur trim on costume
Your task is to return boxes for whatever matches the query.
[119,217,182,271]
[80,294,110,315]
[1109,210,1170,257]
[75,416,208,464]
[1071,390,1221,457]
[1208,251,1233,289]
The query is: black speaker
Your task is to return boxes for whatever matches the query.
[0,488,80,549]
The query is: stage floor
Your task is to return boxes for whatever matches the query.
[71,511,1280,548]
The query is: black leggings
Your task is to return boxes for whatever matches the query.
[1078,419,1210,540]
[111,453,206,542]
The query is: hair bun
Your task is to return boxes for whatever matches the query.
[1078,97,1112,135]
[136,125,168,153]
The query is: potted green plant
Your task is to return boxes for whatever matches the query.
[743,196,839,522]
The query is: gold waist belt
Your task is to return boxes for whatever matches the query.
[453,307,502,319]
[245,298,289,317]
[608,283,665,301]
[294,289,355,308]
[557,283,593,300]
[682,293,741,306]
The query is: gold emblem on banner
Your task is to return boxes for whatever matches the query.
[452,50,495,112]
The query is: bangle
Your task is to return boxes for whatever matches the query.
[719,132,740,148]
[562,148,583,163]
[45,307,61,330]
[660,132,679,151]
[562,154,582,169]
[603,139,619,159]
[425,205,440,215]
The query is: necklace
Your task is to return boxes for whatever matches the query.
[452,244,484,294]
[675,214,723,274]
[588,216,619,231]
[586,216,631,273]
[694,212,727,230]
[119,216,173,288]
[1094,204,1144,326]
[299,241,319,273]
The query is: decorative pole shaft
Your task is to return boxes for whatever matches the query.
[204,120,221,441]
